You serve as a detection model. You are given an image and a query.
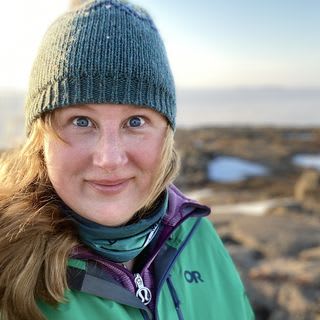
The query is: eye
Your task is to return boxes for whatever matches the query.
[127,116,145,128]
[72,116,93,128]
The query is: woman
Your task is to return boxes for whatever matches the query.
[0,1,254,319]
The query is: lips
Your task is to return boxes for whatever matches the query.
[86,178,131,194]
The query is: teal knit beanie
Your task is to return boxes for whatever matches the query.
[25,0,176,130]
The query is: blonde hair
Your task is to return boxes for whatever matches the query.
[0,112,179,320]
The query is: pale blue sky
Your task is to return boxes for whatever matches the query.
[133,0,320,88]
[1,0,319,90]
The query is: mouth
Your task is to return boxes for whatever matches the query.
[86,178,131,194]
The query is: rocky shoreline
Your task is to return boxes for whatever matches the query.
[175,127,320,320]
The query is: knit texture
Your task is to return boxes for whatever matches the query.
[25,0,176,130]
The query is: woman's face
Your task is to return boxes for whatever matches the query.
[44,104,168,226]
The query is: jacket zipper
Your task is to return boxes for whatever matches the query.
[106,215,202,316]
[107,262,152,306]
[167,275,184,320]
[106,215,200,317]
[154,217,203,320]
[134,273,152,306]
[105,263,153,319]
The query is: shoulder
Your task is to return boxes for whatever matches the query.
[166,217,255,319]
[170,215,249,298]
[174,216,235,267]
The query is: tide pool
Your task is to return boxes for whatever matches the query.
[208,156,269,183]
[292,154,320,171]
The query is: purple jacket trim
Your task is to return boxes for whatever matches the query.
[164,184,211,225]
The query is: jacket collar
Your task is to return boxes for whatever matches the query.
[163,184,211,226]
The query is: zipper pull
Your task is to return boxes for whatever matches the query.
[134,273,152,305]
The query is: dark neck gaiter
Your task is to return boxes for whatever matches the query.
[61,192,168,263]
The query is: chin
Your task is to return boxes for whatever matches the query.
[87,207,135,227]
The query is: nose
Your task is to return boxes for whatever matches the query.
[92,132,128,171]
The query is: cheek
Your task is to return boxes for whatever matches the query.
[132,137,164,172]
[43,138,85,185]
[44,141,65,186]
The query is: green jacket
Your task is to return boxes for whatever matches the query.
[39,186,254,320]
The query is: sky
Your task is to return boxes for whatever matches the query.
[1,0,320,91]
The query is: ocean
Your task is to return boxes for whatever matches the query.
[1,87,320,149]
[176,87,320,128]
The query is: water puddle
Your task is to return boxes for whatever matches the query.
[208,156,269,183]
[292,154,320,171]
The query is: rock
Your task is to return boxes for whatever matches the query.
[226,244,263,270]
[247,259,320,320]
[295,169,320,200]
[277,284,309,315]
[249,258,320,286]
[212,213,320,258]
[276,283,320,320]
[266,201,304,216]
[174,143,211,189]
[246,280,277,318]
[210,213,320,319]
[175,127,320,195]
[299,246,320,261]
[294,169,320,212]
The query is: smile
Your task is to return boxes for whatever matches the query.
[86,179,131,194]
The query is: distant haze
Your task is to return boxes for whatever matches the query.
[1,87,320,149]
[0,90,25,149]
[177,87,320,128]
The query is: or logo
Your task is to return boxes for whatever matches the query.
[184,270,204,283]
